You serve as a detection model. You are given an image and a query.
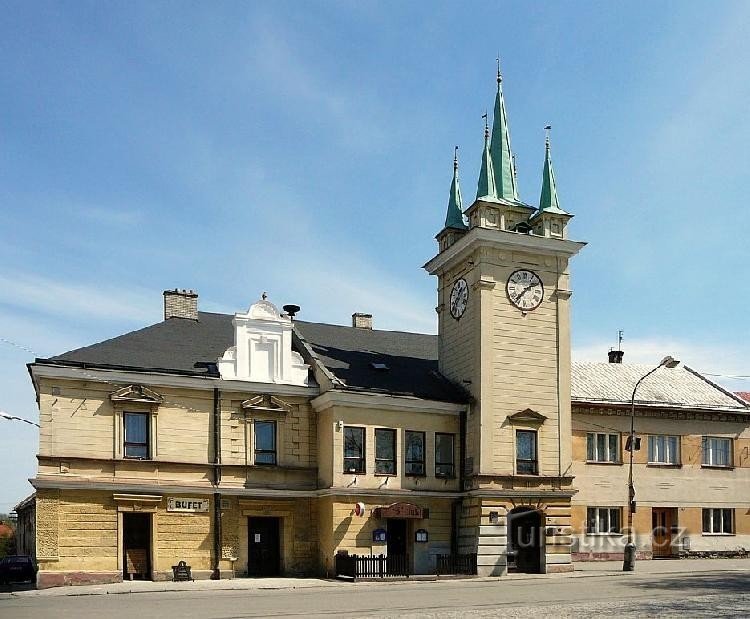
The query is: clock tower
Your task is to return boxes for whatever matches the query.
[425,68,585,576]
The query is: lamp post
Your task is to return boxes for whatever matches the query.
[623,355,680,572]
[0,411,40,427]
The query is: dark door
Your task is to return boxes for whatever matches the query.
[386,519,409,575]
[123,512,151,580]
[508,508,543,574]
[248,517,281,577]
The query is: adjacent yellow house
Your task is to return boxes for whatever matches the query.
[13,70,750,588]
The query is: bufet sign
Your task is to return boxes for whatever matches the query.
[167,498,210,513]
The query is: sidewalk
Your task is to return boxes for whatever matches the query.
[2,557,748,599]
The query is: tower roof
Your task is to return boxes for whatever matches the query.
[476,117,497,201]
[537,128,568,215]
[490,64,519,201]
[444,147,467,230]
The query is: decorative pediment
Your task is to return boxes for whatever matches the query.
[110,385,163,404]
[241,394,292,414]
[217,293,309,386]
[508,408,547,425]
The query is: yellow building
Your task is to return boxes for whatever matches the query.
[14,70,750,588]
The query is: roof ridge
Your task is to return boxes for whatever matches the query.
[682,365,750,409]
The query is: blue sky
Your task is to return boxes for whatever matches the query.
[1,1,749,511]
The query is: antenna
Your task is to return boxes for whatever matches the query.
[618,330,624,350]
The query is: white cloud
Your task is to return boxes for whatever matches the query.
[0,272,160,324]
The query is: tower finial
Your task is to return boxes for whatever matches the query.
[483,111,489,139]
[489,61,518,201]
[545,124,552,147]
[496,56,502,86]
[454,145,459,171]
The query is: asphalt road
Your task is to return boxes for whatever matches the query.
[1,571,748,618]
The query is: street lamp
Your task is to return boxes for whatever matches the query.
[0,411,40,427]
[623,355,680,572]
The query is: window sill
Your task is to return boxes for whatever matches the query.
[701,465,734,470]
[343,471,366,475]
[701,532,736,536]
[585,533,624,537]
[585,460,622,466]
[647,463,682,468]
[374,473,397,478]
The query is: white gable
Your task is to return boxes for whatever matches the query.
[217,295,309,386]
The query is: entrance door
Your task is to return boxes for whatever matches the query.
[508,508,543,574]
[123,512,151,580]
[387,519,409,575]
[248,517,281,576]
[652,508,674,558]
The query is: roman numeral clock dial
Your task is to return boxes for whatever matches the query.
[449,278,468,319]
[506,269,544,312]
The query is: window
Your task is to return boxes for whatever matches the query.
[586,507,621,534]
[344,426,365,473]
[516,430,538,474]
[405,431,425,476]
[124,412,149,459]
[702,437,732,467]
[375,428,396,475]
[586,432,619,463]
[648,435,680,465]
[703,508,734,534]
[254,420,277,465]
[435,433,455,477]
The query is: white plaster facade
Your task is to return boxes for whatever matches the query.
[218,296,309,386]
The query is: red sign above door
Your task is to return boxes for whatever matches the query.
[374,502,428,519]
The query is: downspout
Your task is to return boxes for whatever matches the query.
[452,405,468,556]
[211,387,222,579]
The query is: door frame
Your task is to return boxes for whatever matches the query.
[247,516,282,577]
[122,512,153,581]
[652,507,676,558]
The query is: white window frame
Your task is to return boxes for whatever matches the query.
[586,507,622,535]
[648,434,680,465]
[586,432,620,463]
[702,436,732,468]
[702,508,734,535]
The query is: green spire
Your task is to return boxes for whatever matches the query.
[490,62,518,201]
[538,126,566,213]
[476,116,497,201]
[444,146,467,230]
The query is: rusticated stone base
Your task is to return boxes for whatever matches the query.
[37,571,121,589]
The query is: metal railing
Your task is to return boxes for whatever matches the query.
[436,553,477,576]
[334,553,409,579]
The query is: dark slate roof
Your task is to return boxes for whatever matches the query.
[294,321,466,403]
[43,312,466,403]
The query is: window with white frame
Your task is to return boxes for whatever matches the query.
[586,507,621,534]
[124,412,149,459]
[702,508,734,534]
[702,437,732,467]
[648,435,680,465]
[586,432,620,463]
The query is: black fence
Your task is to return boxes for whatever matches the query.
[334,552,477,579]
[335,553,409,579]
[436,553,477,576]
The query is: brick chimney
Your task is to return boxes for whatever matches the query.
[352,313,373,330]
[608,349,624,364]
[164,289,198,321]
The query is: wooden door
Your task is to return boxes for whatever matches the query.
[652,508,674,558]
[248,517,281,576]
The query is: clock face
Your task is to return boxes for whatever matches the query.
[449,278,469,319]
[506,269,544,311]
